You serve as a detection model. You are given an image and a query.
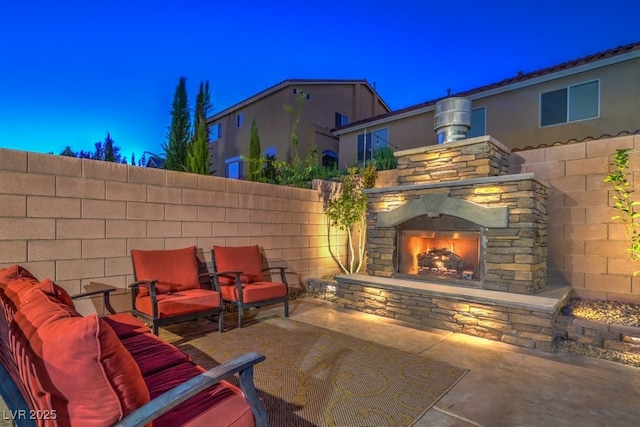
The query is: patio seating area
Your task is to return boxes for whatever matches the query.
[1,284,639,426]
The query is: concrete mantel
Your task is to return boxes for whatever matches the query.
[376,194,508,228]
[365,172,550,195]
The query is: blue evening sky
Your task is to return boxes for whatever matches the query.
[1,1,639,161]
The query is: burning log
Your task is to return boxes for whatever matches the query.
[416,247,466,272]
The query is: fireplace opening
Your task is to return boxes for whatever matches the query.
[395,215,483,286]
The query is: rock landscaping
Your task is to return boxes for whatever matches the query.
[556,298,640,367]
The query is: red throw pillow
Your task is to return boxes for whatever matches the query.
[213,245,264,283]
[137,281,183,298]
[11,288,150,426]
[131,246,201,292]
[216,273,258,286]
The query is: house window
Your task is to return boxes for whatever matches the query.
[540,80,599,127]
[236,113,244,128]
[467,107,486,138]
[225,156,243,179]
[335,112,349,128]
[357,128,389,165]
[322,150,338,168]
[210,123,222,141]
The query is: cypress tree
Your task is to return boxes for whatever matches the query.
[163,77,191,171]
[248,118,261,181]
[186,81,212,174]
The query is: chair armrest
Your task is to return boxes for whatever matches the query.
[71,287,118,315]
[261,267,288,272]
[213,270,243,277]
[129,279,157,290]
[129,280,159,319]
[113,352,268,427]
[261,266,289,285]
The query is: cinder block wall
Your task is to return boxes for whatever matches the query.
[0,149,344,313]
[510,135,640,304]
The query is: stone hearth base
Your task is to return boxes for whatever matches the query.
[307,273,571,352]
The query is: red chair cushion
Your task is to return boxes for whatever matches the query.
[213,245,263,283]
[131,246,202,293]
[8,283,150,426]
[144,361,254,427]
[135,288,221,318]
[220,281,287,303]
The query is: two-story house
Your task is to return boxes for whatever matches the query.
[334,41,640,169]
[206,79,390,178]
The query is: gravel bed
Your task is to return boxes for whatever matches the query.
[558,298,640,367]
[560,298,640,327]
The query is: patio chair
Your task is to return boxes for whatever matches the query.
[130,246,224,335]
[211,245,289,328]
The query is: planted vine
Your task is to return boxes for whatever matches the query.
[604,148,640,267]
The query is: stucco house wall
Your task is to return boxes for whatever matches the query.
[208,80,389,178]
[336,49,640,169]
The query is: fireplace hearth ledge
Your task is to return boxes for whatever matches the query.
[310,273,573,351]
[335,273,570,313]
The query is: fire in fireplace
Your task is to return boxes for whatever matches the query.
[395,216,482,286]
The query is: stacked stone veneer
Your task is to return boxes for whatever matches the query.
[308,276,563,351]
[396,135,511,184]
[365,136,549,294]
[555,313,640,358]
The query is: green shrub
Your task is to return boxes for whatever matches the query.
[373,146,397,171]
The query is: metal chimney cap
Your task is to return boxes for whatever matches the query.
[434,97,472,144]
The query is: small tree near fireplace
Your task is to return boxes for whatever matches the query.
[326,165,377,273]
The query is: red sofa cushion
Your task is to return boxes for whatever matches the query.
[0,266,75,310]
[35,277,75,307]
[213,245,264,283]
[9,283,150,426]
[131,246,202,294]
[120,332,192,377]
[145,361,254,427]
[135,288,221,318]
[102,312,151,339]
[0,264,39,286]
[220,281,287,303]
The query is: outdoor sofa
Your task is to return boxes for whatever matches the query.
[0,265,268,427]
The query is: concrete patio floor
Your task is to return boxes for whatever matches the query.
[254,298,640,427]
[2,297,637,427]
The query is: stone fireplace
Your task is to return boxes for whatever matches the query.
[364,136,549,295]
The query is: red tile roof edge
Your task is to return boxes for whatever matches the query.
[207,79,389,121]
[335,41,640,132]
